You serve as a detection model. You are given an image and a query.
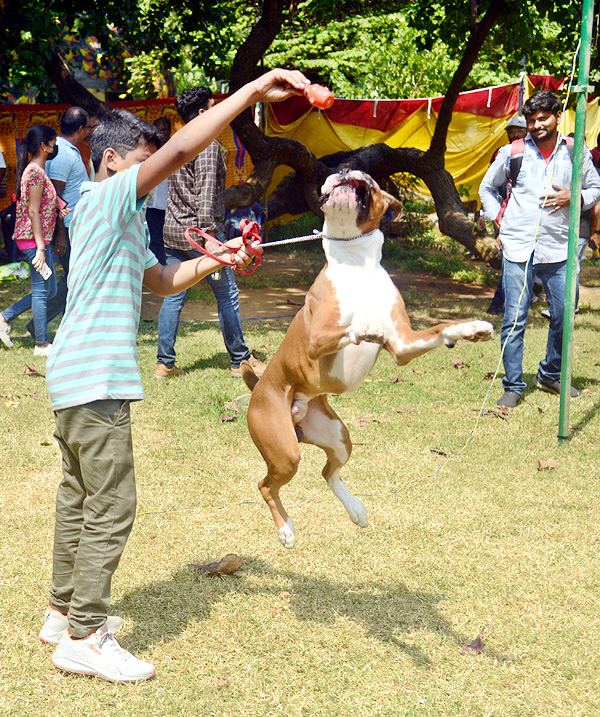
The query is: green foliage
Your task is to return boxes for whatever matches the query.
[0,0,591,102]
[265,13,462,98]
[407,0,587,81]
[121,0,256,97]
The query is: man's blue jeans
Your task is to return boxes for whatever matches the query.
[501,256,567,394]
[156,246,250,368]
[2,245,57,344]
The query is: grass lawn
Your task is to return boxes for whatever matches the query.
[0,255,599,716]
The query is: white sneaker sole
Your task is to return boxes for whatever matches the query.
[52,654,155,682]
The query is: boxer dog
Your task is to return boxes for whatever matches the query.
[241,170,493,548]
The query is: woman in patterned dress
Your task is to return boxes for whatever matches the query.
[0,125,70,355]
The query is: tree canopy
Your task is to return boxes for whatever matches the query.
[0,0,594,263]
[1,0,591,103]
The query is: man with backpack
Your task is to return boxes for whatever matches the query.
[479,91,600,408]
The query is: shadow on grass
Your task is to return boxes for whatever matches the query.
[113,558,514,667]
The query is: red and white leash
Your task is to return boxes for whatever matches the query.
[186,222,323,275]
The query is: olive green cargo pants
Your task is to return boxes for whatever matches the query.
[50,399,135,639]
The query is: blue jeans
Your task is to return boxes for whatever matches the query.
[2,245,57,344]
[501,256,566,394]
[146,208,166,265]
[156,246,250,368]
[26,229,71,336]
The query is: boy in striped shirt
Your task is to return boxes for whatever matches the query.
[41,69,309,683]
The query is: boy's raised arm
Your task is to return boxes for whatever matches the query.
[137,69,309,199]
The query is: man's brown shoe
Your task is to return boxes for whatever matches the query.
[231,356,267,378]
[154,364,185,380]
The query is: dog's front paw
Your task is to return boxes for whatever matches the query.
[347,323,385,345]
[442,320,494,347]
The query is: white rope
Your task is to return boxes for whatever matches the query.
[263,231,323,248]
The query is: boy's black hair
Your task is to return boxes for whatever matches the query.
[522,91,562,118]
[60,106,89,135]
[91,109,165,172]
[174,86,213,124]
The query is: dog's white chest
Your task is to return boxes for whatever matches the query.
[326,262,396,325]
[322,246,397,390]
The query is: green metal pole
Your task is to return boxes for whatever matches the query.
[558,0,595,443]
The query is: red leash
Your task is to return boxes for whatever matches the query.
[184,218,263,276]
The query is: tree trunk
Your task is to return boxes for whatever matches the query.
[266,144,498,263]
[45,51,111,118]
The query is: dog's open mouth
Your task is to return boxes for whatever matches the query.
[320,172,373,217]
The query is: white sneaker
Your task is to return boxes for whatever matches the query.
[39,606,123,646]
[33,343,52,356]
[0,320,13,348]
[52,625,155,682]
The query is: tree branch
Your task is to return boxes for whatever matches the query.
[427,0,509,163]
[44,51,111,117]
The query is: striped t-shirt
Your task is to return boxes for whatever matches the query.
[46,164,158,410]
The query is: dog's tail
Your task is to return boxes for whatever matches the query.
[240,359,260,391]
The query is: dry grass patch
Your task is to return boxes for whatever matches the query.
[1,274,600,716]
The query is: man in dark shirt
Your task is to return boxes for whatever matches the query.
[155,86,266,379]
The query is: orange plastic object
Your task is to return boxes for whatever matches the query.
[303,84,334,110]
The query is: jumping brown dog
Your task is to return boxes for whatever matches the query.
[241,170,494,548]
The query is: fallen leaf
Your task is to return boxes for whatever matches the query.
[286,298,304,306]
[24,364,44,377]
[462,627,485,655]
[582,389,593,395]
[480,407,509,421]
[393,406,417,414]
[191,554,244,577]
[412,368,424,375]
[527,444,535,450]
[538,458,557,471]
[452,358,468,369]
[220,413,237,423]
[252,349,268,362]
[433,401,446,408]
[391,377,406,383]
[5,400,18,408]
[280,591,291,600]
[483,371,495,379]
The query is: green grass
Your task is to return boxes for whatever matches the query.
[1,268,600,716]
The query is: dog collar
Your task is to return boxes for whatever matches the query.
[323,228,379,242]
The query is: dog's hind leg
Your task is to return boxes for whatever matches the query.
[299,396,368,529]
[247,395,300,548]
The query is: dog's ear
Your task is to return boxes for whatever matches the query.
[381,191,403,222]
